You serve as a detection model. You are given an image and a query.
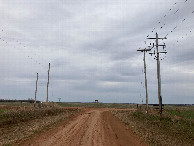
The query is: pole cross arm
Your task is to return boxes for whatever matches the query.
[158,51,167,54]
[137,49,151,52]
[147,37,167,39]
[157,45,166,46]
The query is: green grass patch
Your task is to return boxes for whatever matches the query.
[0,109,6,115]
[168,110,194,120]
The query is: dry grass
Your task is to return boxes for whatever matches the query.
[0,106,74,127]
[0,103,80,145]
[113,107,194,146]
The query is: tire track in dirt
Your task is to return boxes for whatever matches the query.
[20,108,147,146]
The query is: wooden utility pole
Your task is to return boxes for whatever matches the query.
[34,73,38,107]
[147,33,167,115]
[46,63,50,103]
[137,48,151,113]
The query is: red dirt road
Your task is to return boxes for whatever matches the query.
[20,108,147,146]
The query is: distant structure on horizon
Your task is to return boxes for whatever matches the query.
[95,100,99,103]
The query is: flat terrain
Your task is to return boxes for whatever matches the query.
[20,108,147,146]
[1,102,193,145]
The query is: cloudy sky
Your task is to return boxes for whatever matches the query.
[0,0,194,104]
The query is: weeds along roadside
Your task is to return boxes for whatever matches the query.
[112,108,194,146]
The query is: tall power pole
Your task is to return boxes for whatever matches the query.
[46,63,50,103]
[147,33,167,115]
[137,48,151,113]
[34,73,38,107]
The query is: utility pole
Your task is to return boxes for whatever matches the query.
[34,73,38,107]
[46,63,50,103]
[147,32,167,115]
[137,48,151,113]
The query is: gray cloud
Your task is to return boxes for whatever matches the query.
[0,0,194,104]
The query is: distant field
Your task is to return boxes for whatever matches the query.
[0,102,33,107]
[57,102,137,109]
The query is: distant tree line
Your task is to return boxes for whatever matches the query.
[0,99,40,103]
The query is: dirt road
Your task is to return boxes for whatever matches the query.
[20,108,147,146]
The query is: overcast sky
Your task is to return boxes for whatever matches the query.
[0,0,194,104]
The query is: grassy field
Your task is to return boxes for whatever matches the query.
[164,105,194,120]
[113,105,194,146]
[168,110,194,119]
[0,102,80,145]
[0,102,80,127]
[0,107,77,127]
